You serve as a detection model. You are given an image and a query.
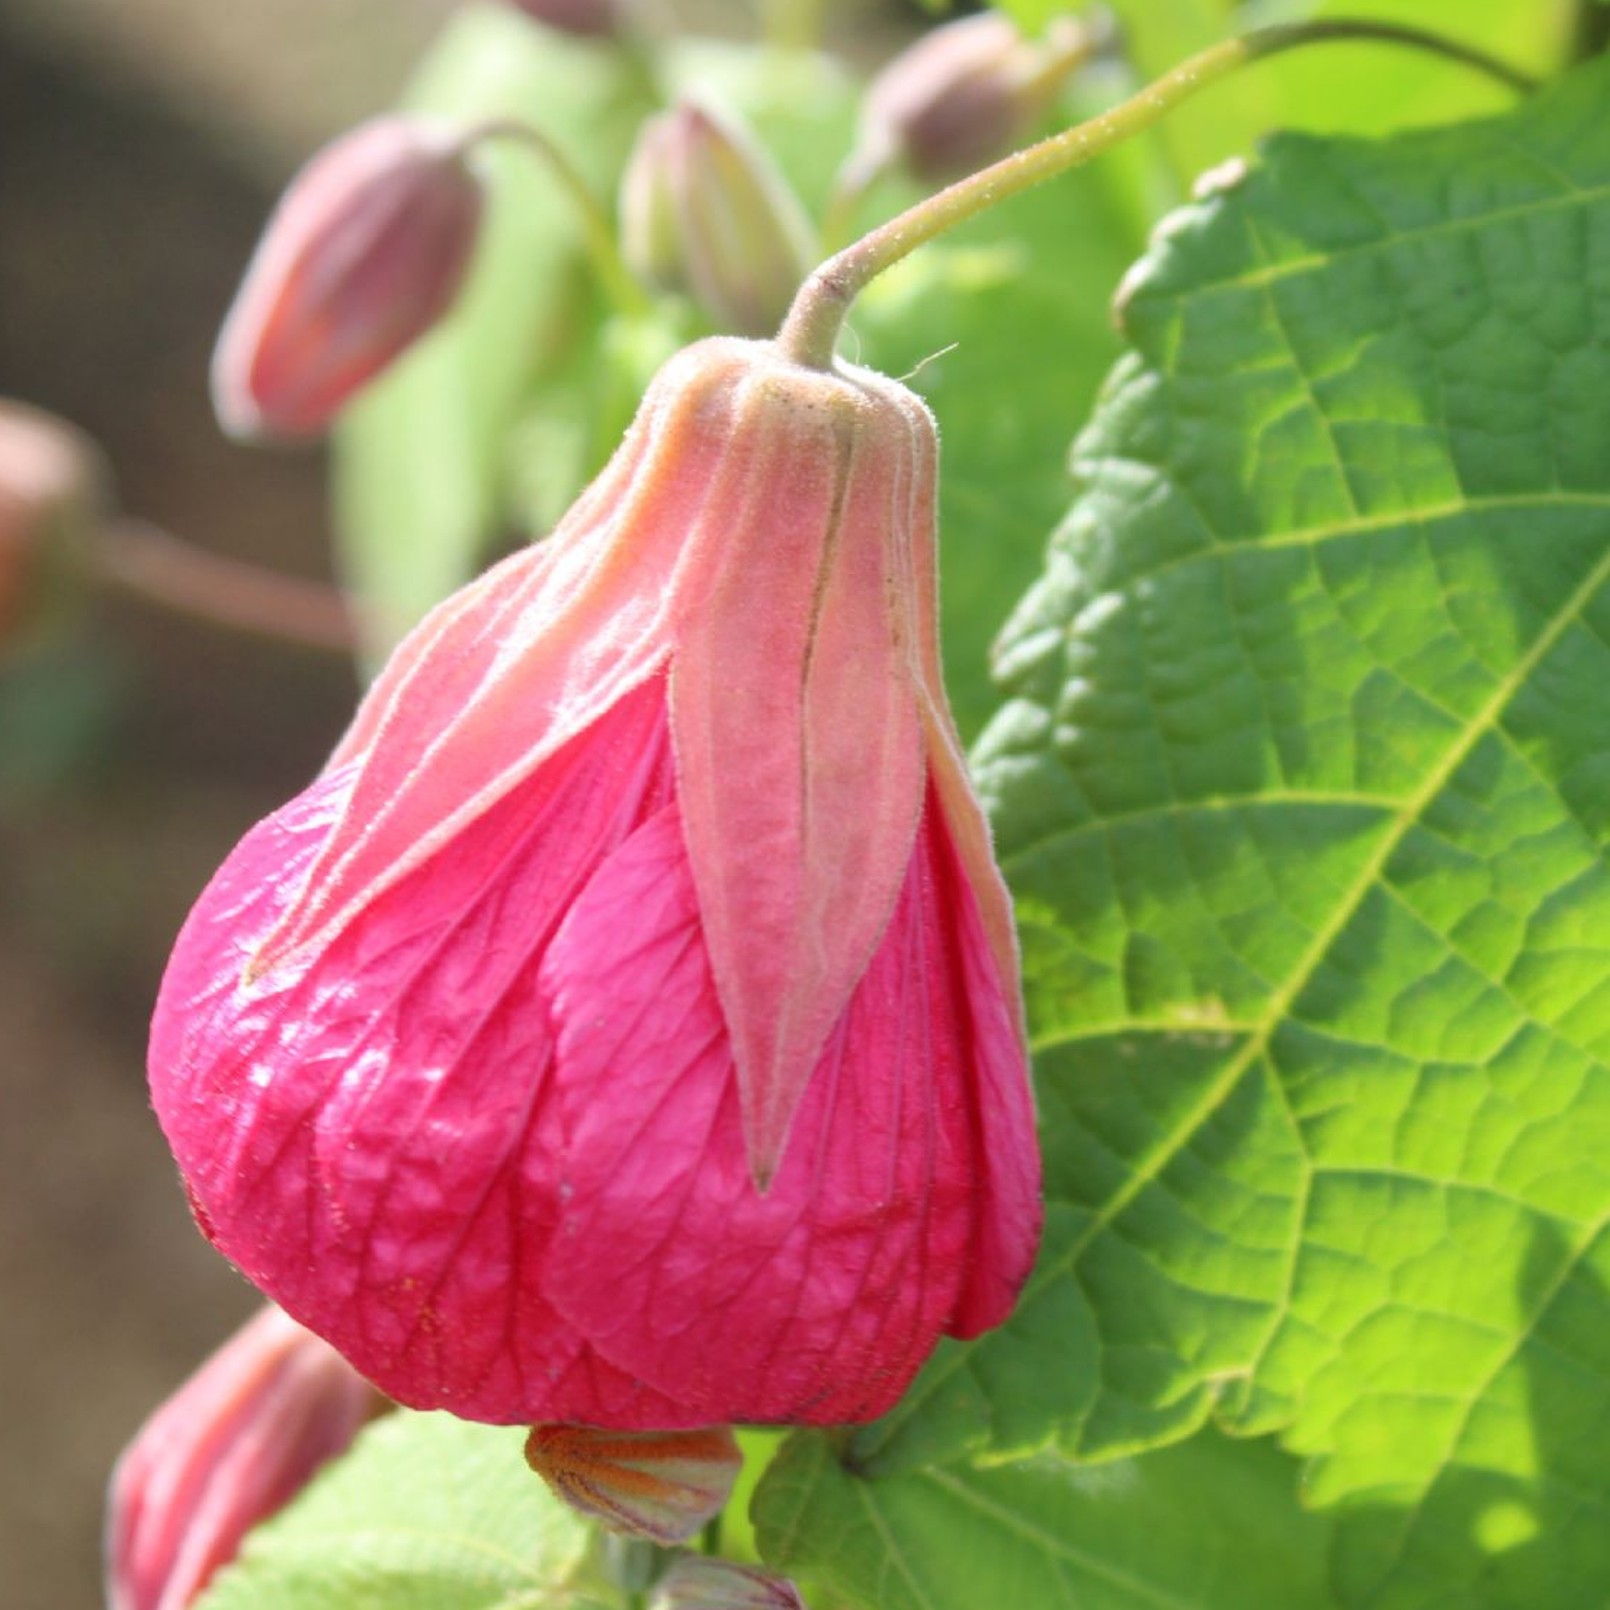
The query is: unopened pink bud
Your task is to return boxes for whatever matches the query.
[211,116,484,440]
[106,1305,382,1610]
[524,1424,741,1544]
[621,103,813,337]
[149,337,1042,1430]
[852,11,1093,186]
[0,400,100,647]
[508,0,619,38]
[652,1557,807,1609]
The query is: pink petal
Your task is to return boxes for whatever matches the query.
[670,356,934,1181]
[538,781,1022,1424]
[924,783,1042,1335]
[150,678,685,1423]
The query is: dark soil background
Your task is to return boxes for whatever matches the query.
[0,5,450,1605]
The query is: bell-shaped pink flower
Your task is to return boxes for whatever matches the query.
[150,337,1042,1428]
[211,116,484,440]
[106,1305,381,1610]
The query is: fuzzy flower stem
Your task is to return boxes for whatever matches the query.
[777,19,1537,370]
[466,117,652,317]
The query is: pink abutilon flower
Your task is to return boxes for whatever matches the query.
[107,1305,381,1610]
[149,336,1042,1429]
[211,116,484,440]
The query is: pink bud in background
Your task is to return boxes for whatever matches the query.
[621,103,813,338]
[849,10,1095,188]
[211,117,484,441]
[525,1424,741,1544]
[507,0,620,38]
[106,1306,382,1610]
[652,1557,807,1610]
[149,336,1042,1429]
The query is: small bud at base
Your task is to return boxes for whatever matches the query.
[524,1424,742,1545]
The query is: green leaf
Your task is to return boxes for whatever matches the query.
[755,1427,1337,1610]
[999,0,1554,192]
[845,52,1610,1609]
[333,2,654,658]
[193,1411,600,1610]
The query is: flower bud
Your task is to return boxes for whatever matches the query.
[212,116,484,441]
[106,1306,382,1610]
[651,1557,807,1610]
[149,337,1042,1430]
[524,1424,741,1544]
[849,11,1094,188]
[0,401,101,649]
[508,0,619,37]
[621,103,813,338]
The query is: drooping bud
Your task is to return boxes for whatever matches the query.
[524,1425,741,1545]
[651,1557,807,1610]
[149,337,1042,1430]
[211,116,484,441]
[847,11,1095,189]
[0,400,101,649]
[507,0,619,37]
[620,103,813,338]
[106,1306,383,1610]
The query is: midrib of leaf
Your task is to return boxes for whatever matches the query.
[1045,488,1610,586]
[920,1469,1188,1610]
[1130,175,1610,309]
[884,505,1610,1456]
[857,1474,934,1610]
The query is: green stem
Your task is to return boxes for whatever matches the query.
[777,18,1537,369]
[467,118,651,319]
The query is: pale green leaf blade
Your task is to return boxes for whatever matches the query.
[843,53,1610,1609]
[193,1412,597,1610]
[754,1427,1337,1610]
[333,2,653,655]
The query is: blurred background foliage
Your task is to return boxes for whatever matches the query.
[0,0,1585,1605]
